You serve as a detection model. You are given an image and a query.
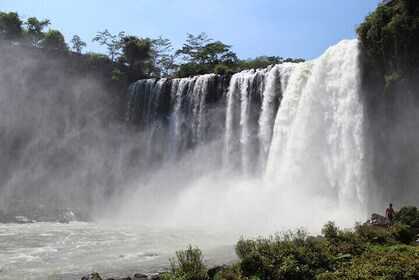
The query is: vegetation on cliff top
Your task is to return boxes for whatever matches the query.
[0,11,304,88]
[356,0,419,91]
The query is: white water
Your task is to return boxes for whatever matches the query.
[1,39,375,278]
[266,40,369,210]
[120,39,371,232]
[0,222,236,279]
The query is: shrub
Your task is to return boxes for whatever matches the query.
[213,265,242,280]
[318,244,419,280]
[235,229,329,280]
[164,245,208,280]
[395,206,419,228]
[354,223,396,245]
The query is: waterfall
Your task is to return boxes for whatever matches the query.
[265,40,368,209]
[123,39,371,229]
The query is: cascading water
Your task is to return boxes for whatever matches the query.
[265,40,370,213]
[122,39,372,231]
[3,38,413,279]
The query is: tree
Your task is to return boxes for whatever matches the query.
[92,29,125,61]
[0,11,22,41]
[24,16,50,47]
[175,32,238,77]
[200,41,238,66]
[176,32,212,65]
[42,29,68,52]
[152,36,177,77]
[70,34,86,53]
[120,35,153,81]
[238,56,284,70]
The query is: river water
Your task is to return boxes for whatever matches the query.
[0,222,237,279]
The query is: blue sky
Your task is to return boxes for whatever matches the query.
[0,0,380,60]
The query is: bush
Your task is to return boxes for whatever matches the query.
[356,0,419,90]
[213,265,242,280]
[164,245,208,280]
[213,64,234,75]
[395,206,419,228]
[235,229,329,280]
[318,244,419,280]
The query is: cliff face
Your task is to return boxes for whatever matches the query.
[357,0,419,205]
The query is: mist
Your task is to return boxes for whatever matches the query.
[1,38,418,237]
[0,41,138,215]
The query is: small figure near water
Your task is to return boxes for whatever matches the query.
[385,203,395,227]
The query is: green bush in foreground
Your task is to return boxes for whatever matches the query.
[318,244,419,280]
[164,245,208,280]
[236,229,329,280]
[395,206,419,228]
[165,209,419,280]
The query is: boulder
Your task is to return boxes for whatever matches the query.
[81,272,102,280]
[365,213,388,227]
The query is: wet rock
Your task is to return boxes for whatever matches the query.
[208,265,226,279]
[15,216,33,224]
[81,272,102,280]
[148,274,162,280]
[0,206,93,224]
[133,273,148,279]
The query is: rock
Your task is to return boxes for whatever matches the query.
[365,213,388,227]
[0,206,93,224]
[81,272,102,280]
[208,265,226,279]
[148,274,161,280]
[15,216,33,224]
[133,273,148,279]
[59,218,70,224]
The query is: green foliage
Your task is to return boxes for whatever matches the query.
[235,229,329,280]
[24,16,50,47]
[164,245,208,280]
[92,29,125,61]
[318,244,419,280]
[213,266,242,280]
[0,11,22,40]
[238,56,283,70]
[176,32,212,65]
[42,29,68,52]
[395,205,419,228]
[356,0,419,90]
[175,32,238,77]
[120,35,153,81]
[71,34,87,53]
[152,36,176,77]
[214,64,235,75]
[389,222,414,244]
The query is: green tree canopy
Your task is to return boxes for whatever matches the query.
[92,29,125,61]
[42,29,68,52]
[0,11,22,41]
[120,35,153,81]
[70,34,87,53]
[152,36,177,77]
[176,32,212,65]
[24,16,50,47]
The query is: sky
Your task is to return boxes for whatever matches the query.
[0,0,381,60]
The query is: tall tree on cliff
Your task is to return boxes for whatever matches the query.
[0,11,22,42]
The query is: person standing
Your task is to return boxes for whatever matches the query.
[385,203,395,227]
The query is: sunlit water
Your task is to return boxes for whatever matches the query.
[0,222,238,279]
